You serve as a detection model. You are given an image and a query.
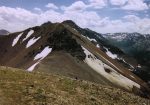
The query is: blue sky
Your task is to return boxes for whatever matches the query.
[0,0,73,9]
[0,0,150,33]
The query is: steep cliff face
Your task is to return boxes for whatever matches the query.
[0,21,150,98]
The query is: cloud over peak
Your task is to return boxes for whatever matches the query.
[122,0,149,11]
[110,0,127,6]
[89,0,108,9]
[61,1,87,12]
[0,0,150,34]
[45,3,58,9]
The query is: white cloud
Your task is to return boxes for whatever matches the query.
[92,15,150,34]
[34,7,42,13]
[0,3,150,34]
[146,14,149,17]
[89,0,108,9]
[45,3,58,9]
[123,15,140,22]
[122,15,150,33]
[0,6,38,32]
[62,1,88,12]
[38,10,62,23]
[110,0,127,6]
[62,11,101,27]
[122,0,148,11]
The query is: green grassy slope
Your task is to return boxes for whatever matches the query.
[0,66,149,105]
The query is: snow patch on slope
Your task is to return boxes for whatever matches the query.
[27,62,40,72]
[23,30,34,41]
[87,37,97,42]
[96,44,100,48]
[111,34,126,41]
[105,47,117,59]
[117,58,134,69]
[34,46,52,60]
[12,32,23,46]
[130,75,135,79]
[26,36,41,48]
[27,46,52,71]
[105,33,127,41]
[82,46,140,91]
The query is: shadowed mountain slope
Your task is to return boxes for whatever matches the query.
[103,33,150,82]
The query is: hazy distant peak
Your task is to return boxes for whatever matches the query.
[0,29,9,35]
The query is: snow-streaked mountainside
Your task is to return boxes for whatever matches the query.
[0,29,9,35]
[0,20,150,98]
[103,32,150,41]
[103,33,150,82]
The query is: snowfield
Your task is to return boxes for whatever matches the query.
[26,36,41,48]
[23,30,34,41]
[87,37,97,42]
[12,32,23,46]
[104,47,118,59]
[96,44,100,48]
[82,46,140,91]
[117,58,134,70]
[27,46,52,71]
[27,62,40,71]
[34,46,52,60]
[111,35,126,41]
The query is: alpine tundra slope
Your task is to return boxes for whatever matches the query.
[0,20,150,98]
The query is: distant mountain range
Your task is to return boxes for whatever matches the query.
[103,33,150,82]
[0,20,150,98]
[0,29,9,35]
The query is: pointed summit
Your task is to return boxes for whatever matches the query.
[62,20,79,28]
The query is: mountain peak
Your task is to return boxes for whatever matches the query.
[0,21,150,98]
[62,20,79,28]
[0,29,9,35]
[41,21,53,26]
[62,20,76,24]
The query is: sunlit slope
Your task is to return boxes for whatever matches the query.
[0,66,149,105]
